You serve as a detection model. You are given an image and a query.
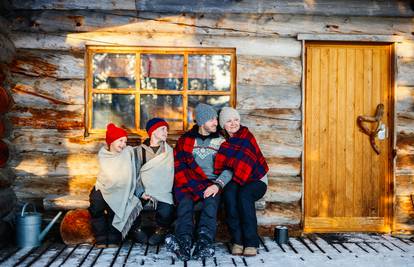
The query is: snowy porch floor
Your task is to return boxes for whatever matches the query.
[1,234,414,267]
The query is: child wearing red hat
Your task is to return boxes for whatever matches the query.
[130,118,175,245]
[89,123,143,248]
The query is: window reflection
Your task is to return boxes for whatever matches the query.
[93,54,136,89]
[188,55,231,91]
[140,95,183,131]
[141,54,184,90]
[92,94,135,129]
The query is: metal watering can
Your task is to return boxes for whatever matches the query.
[16,203,62,248]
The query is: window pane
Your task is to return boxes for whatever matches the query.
[93,53,136,89]
[140,54,183,90]
[140,95,183,131]
[188,55,231,91]
[92,94,135,129]
[187,95,230,128]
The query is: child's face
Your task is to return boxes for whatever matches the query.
[109,136,127,153]
[151,126,168,142]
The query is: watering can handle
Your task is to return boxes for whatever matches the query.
[21,203,37,216]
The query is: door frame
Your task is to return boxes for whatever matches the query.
[298,35,397,233]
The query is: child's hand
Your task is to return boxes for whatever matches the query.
[203,184,219,198]
[141,194,151,200]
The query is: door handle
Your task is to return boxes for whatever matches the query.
[357,104,385,155]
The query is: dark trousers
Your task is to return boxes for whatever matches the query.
[223,180,267,247]
[175,195,220,242]
[134,201,175,228]
[88,187,122,241]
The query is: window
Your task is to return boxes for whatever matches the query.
[85,46,236,136]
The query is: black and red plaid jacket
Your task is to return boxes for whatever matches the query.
[174,126,212,202]
[214,126,269,185]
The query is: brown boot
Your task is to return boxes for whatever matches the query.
[243,247,257,257]
[231,244,243,255]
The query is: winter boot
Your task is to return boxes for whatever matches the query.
[192,234,214,260]
[132,227,148,244]
[148,227,169,245]
[165,234,192,261]
[243,247,257,257]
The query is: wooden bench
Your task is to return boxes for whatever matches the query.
[43,194,267,211]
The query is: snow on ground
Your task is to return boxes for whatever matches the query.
[1,234,413,266]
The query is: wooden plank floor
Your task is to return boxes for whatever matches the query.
[1,234,414,266]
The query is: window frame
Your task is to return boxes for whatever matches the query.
[85,46,237,137]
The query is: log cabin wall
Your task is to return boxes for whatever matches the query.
[2,0,414,235]
[0,8,17,244]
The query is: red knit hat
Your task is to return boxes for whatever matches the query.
[106,123,127,147]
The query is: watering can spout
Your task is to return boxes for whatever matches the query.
[39,211,63,242]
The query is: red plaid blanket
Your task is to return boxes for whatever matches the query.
[174,126,212,202]
[214,126,268,185]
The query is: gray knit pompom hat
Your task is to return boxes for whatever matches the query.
[195,103,217,126]
[219,107,240,128]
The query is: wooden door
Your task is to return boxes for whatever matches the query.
[304,42,393,232]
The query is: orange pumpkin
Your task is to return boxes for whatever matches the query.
[60,209,95,245]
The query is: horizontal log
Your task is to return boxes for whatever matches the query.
[9,11,414,38]
[10,74,84,106]
[394,195,414,231]
[10,32,302,57]
[9,0,414,17]
[397,57,414,87]
[396,86,414,119]
[267,158,301,177]
[43,194,89,210]
[8,105,85,130]
[0,34,15,64]
[10,152,99,177]
[10,0,136,10]
[237,84,301,110]
[397,133,414,156]
[251,129,302,147]
[257,201,301,226]
[13,175,96,200]
[136,0,414,17]
[264,176,302,203]
[10,129,101,154]
[397,41,414,58]
[10,49,84,79]
[240,109,301,131]
[260,143,302,159]
[397,118,414,136]
[248,123,302,159]
[397,154,414,171]
[395,175,414,196]
[238,55,301,86]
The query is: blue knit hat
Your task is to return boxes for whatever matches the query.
[195,103,217,126]
[145,118,169,137]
